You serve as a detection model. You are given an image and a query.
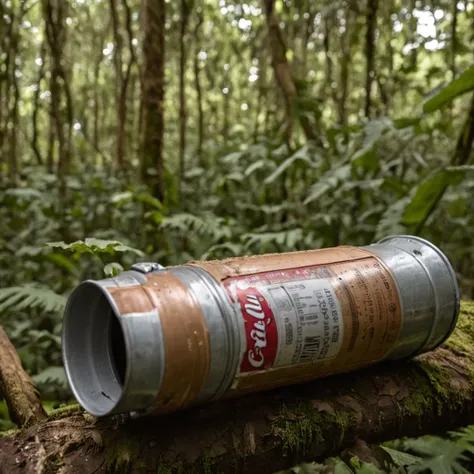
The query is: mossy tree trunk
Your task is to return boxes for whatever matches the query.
[2,302,474,473]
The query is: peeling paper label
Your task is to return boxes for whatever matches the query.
[224,259,401,380]
[226,270,343,374]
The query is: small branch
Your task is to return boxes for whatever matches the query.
[0,325,47,428]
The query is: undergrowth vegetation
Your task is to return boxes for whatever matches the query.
[1,68,474,405]
[1,0,474,470]
[279,425,474,473]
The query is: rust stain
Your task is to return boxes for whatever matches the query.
[143,272,210,414]
[107,272,211,415]
[193,248,402,398]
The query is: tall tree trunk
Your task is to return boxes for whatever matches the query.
[43,0,73,182]
[31,44,46,166]
[0,3,7,181]
[451,0,458,78]
[337,10,354,126]
[110,0,135,172]
[178,0,191,197]
[405,0,417,71]
[322,17,338,109]
[222,72,230,146]
[9,63,19,186]
[193,8,204,166]
[109,0,125,171]
[47,87,55,174]
[261,0,318,142]
[3,1,22,186]
[253,55,267,142]
[141,0,166,201]
[1,302,474,473]
[364,0,378,119]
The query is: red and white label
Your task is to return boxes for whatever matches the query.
[235,287,278,372]
[224,269,344,374]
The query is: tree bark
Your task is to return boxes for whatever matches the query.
[140,0,166,201]
[110,0,135,172]
[1,301,474,473]
[261,0,317,142]
[193,8,204,166]
[451,0,458,78]
[364,0,378,119]
[110,0,125,171]
[31,42,47,166]
[42,0,73,181]
[0,326,46,428]
[178,0,191,195]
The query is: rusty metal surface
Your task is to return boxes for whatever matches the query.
[62,236,460,417]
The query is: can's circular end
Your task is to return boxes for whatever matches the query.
[377,235,460,355]
[62,281,164,416]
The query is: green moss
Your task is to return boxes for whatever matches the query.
[270,401,356,456]
[401,357,472,420]
[104,434,145,473]
[47,404,82,421]
[460,301,474,318]
[422,361,451,400]
[401,389,432,418]
[0,427,21,438]
[443,301,474,356]
[201,455,214,474]
[156,463,184,474]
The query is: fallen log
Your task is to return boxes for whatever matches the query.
[1,301,474,474]
[0,325,47,428]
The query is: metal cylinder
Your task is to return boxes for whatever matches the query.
[62,235,460,417]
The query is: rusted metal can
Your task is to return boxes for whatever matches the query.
[62,235,460,417]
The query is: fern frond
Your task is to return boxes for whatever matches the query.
[0,286,67,314]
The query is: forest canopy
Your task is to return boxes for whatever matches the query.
[1,0,474,470]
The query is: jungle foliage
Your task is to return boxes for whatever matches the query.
[1,0,474,470]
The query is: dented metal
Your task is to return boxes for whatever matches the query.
[62,235,460,417]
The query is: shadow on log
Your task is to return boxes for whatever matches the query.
[1,302,474,474]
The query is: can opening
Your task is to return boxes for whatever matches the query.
[62,282,127,416]
[109,312,127,386]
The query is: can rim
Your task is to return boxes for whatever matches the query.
[377,234,461,349]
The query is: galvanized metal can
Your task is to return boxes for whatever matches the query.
[62,235,460,417]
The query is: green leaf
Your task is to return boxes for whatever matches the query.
[45,239,144,257]
[103,262,124,277]
[329,458,354,474]
[4,187,43,200]
[393,117,422,129]
[242,229,303,252]
[244,159,275,176]
[375,198,410,240]
[351,118,393,171]
[33,366,68,390]
[403,166,474,225]
[264,145,317,184]
[423,64,474,113]
[304,164,351,204]
[380,446,421,467]
[0,286,67,314]
[135,193,163,210]
[449,425,474,453]
[402,437,470,474]
[110,191,133,204]
[351,144,377,170]
[45,253,77,273]
[110,191,163,210]
[352,462,386,474]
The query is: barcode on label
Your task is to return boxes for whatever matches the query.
[299,335,321,363]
